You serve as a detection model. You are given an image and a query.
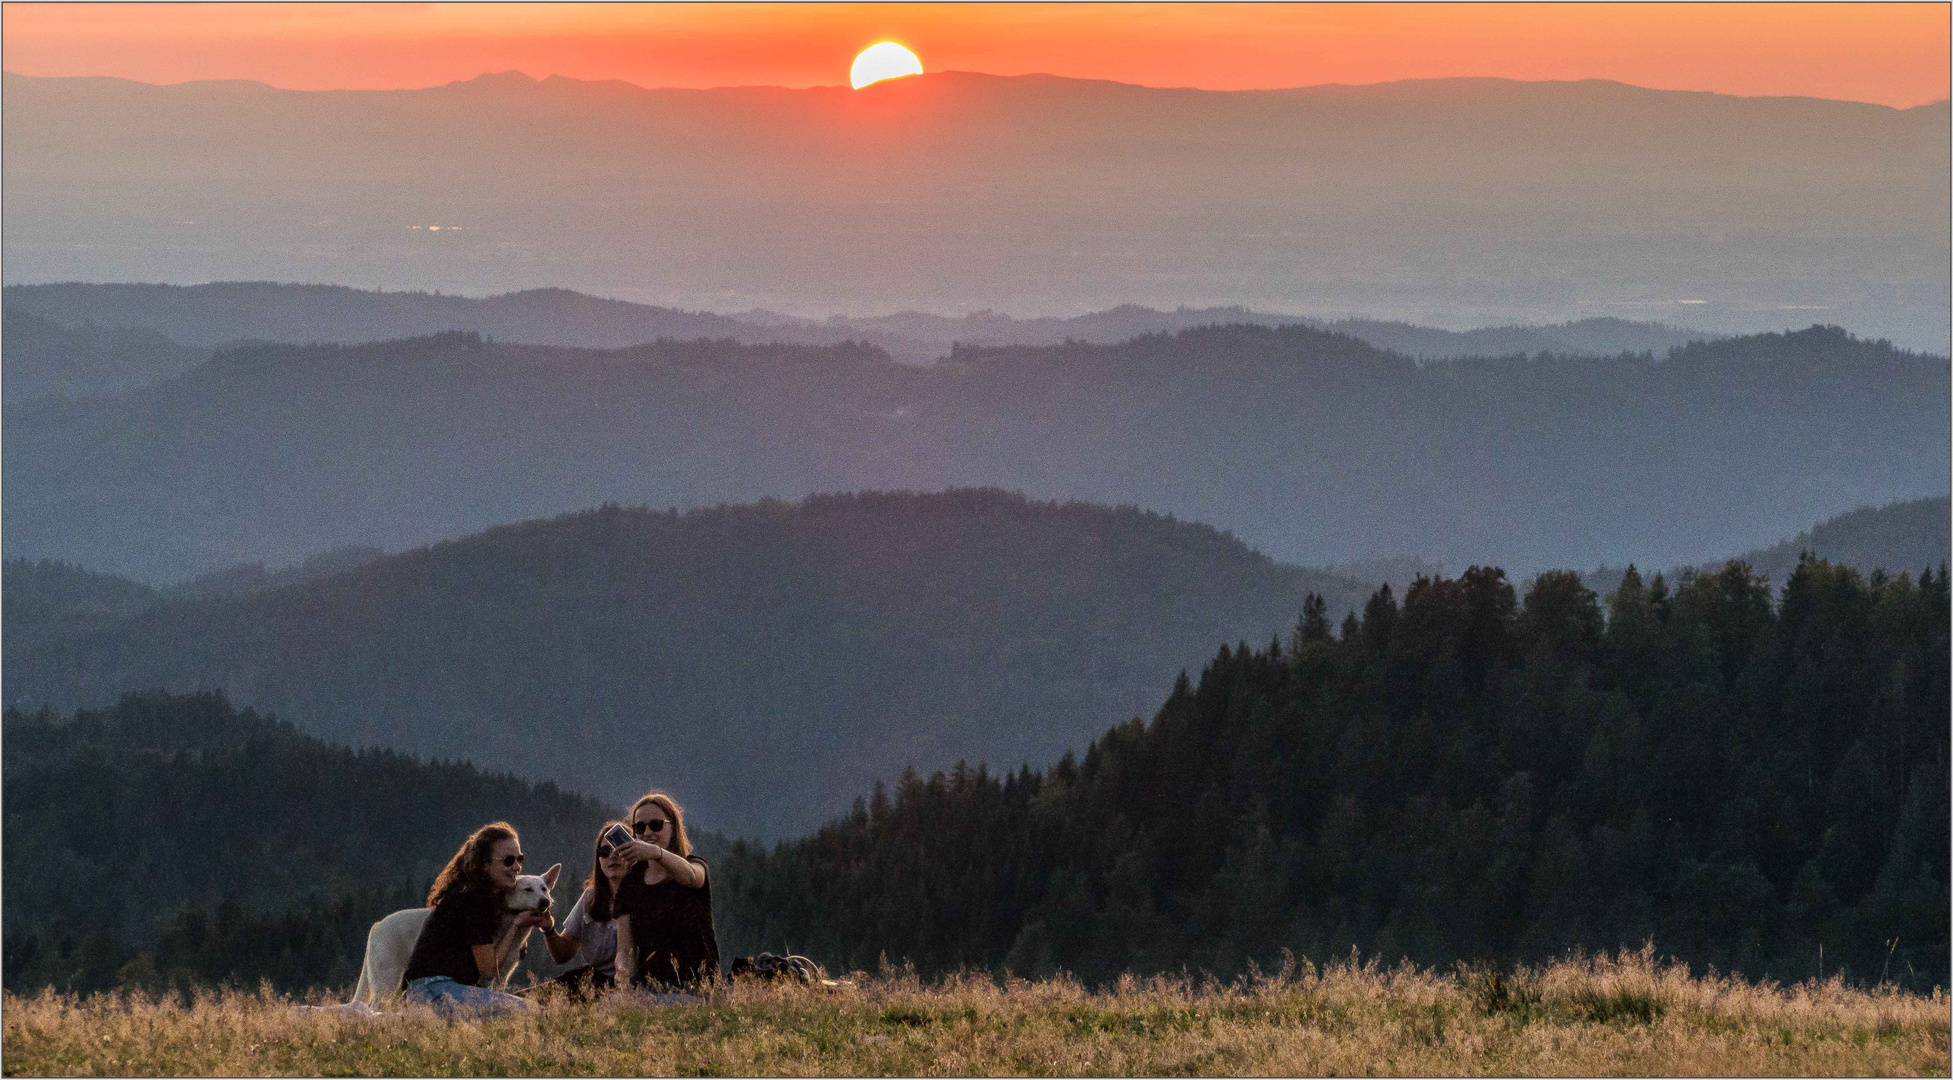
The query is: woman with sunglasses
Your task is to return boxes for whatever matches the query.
[537,820,633,998]
[400,821,545,1014]
[612,792,720,992]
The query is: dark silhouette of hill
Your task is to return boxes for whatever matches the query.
[1,691,619,993]
[2,490,1377,839]
[4,283,1718,375]
[6,71,1945,349]
[713,558,1949,992]
[1,304,210,402]
[4,323,1943,585]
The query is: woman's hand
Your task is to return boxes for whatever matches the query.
[515,909,553,933]
[542,908,579,964]
[620,841,703,887]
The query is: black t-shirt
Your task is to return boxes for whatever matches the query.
[614,857,719,990]
[401,884,501,988]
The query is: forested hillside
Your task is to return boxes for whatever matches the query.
[4,490,1372,838]
[6,324,1944,583]
[713,558,1950,992]
[1,692,617,993]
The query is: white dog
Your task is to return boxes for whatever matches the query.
[346,864,561,1007]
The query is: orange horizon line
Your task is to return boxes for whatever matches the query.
[7,66,1948,108]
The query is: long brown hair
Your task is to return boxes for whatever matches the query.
[627,791,692,858]
[427,821,518,908]
[585,819,630,920]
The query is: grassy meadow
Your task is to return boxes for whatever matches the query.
[4,949,1946,1077]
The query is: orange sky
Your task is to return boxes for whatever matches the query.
[2,3,1947,107]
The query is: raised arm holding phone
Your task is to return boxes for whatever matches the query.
[610,792,719,992]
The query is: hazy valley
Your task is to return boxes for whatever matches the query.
[6,71,1945,348]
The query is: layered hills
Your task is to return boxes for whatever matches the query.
[3,490,1376,838]
[2,282,1722,392]
[5,323,1945,583]
[6,71,1945,346]
[9,490,1947,844]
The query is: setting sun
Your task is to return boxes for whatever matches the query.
[850,40,923,89]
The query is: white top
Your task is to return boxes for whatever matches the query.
[562,888,618,976]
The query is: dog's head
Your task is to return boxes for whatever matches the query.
[505,863,561,914]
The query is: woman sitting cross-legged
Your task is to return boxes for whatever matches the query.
[400,821,547,1016]
[612,791,721,993]
[536,820,633,999]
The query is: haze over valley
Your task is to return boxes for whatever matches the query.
[6,71,1946,350]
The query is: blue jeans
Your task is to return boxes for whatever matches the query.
[403,976,531,1017]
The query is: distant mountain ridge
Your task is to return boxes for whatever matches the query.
[6,70,1944,348]
[3,283,854,351]
[5,323,1943,583]
[3,283,1723,400]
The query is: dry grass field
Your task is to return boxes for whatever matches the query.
[4,949,1946,1077]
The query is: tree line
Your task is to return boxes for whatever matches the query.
[713,557,1949,992]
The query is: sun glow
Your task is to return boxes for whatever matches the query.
[850,41,923,89]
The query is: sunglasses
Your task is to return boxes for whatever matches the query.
[499,853,525,868]
[633,819,670,835]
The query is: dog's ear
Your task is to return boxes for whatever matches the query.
[542,863,561,888]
